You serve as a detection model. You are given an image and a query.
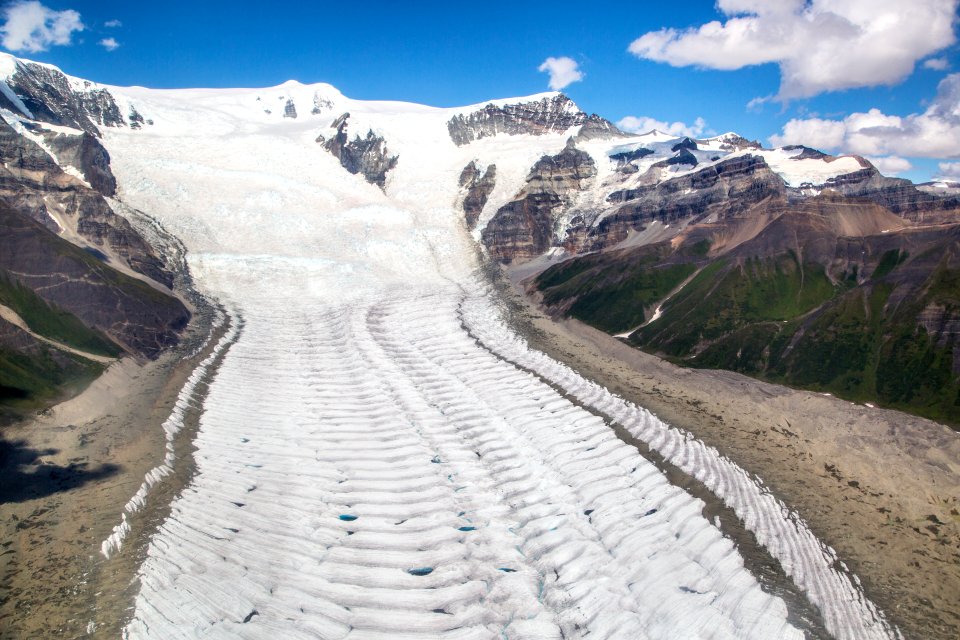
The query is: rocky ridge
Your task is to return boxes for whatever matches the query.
[458,161,496,230]
[0,55,188,419]
[504,133,960,425]
[448,94,624,146]
[482,141,597,262]
[317,113,398,188]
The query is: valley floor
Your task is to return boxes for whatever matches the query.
[505,268,960,640]
[0,304,226,639]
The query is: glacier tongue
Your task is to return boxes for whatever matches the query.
[99,85,896,639]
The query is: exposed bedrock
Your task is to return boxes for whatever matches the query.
[589,154,787,250]
[458,161,496,230]
[43,129,118,197]
[482,142,596,263]
[0,119,172,287]
[448,94,623,146]
[317,112,398,188]
[823,166,960,223]
[3,59,125,134]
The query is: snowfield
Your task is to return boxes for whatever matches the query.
[96,83,898,639]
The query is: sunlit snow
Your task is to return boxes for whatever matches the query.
[95,84,897,640]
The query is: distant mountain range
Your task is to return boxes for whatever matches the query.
[0,51,958,425]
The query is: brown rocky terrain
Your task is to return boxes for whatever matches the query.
[482,141,597,262]
[0,57,189,421]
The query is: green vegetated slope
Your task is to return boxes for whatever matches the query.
[0,272,121,357]
[537,243,699,333]
[536,219,960,426]
[0,342,104,413]
[0,271,119,419]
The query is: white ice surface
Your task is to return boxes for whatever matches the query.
[96,83,898,640]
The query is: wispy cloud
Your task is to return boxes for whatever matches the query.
[628,0,958,100]
[99,37,119,52]
[617,115,707,138]
[0,0,83,53]
[104,19,121,28]
[936,161,960,181]
[924,57,950,71]
[537,56,584,91]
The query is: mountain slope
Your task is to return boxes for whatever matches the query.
[534,190,960,424]
[0,53,190,419]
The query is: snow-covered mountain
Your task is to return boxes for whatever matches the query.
[0,53,909,640]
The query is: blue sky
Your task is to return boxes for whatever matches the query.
[2,1,959,183]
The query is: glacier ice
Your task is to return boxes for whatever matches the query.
[93,83,898,640]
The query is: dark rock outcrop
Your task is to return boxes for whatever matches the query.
[592,154,787,248]
[284,99,297,119]
[0,119,172,287]
[317,113,398,188]
[4,60,125,135]
[448,94,617,146]
[610,147,654,168]
[659,148,698,168]
[312,94,334,115]
[697,134,762,151]
[782,145,829,160]
[574,115,628,141]
[458,161,496,230]
[42,130,117,197]
[671,137,698,152]
[482,142,596,262]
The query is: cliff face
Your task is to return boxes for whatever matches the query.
[482,142,596,263]
[822,167,960,223]
[448,94,623,146]
[475,129,960,266]
[458,161,496,230]
[317,113,398,188]
[0,120,172,288]
[588,154,788,250]
[44,130,117,197]
[0,58,131,134]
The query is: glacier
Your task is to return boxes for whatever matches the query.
[87,81,899,639]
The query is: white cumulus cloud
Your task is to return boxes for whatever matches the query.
[99,37,118,51]
[617,115,708,138]
[769,73,960,158]
[538,56,584,91]
[0,1,83,53]
[924,57,950,70]
[628,0,959,99]
[866,156,913,175]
